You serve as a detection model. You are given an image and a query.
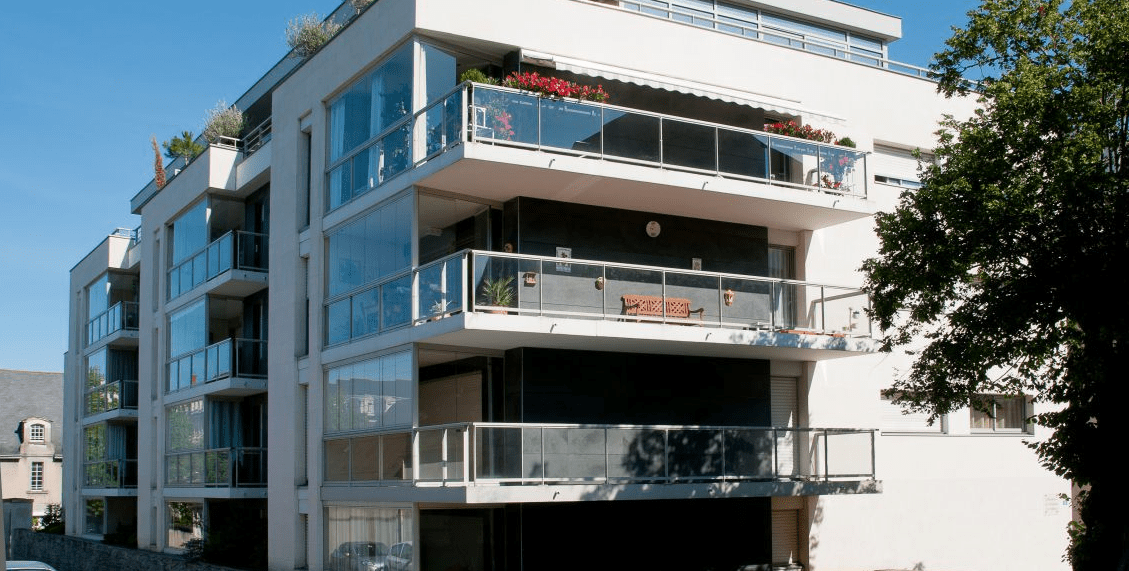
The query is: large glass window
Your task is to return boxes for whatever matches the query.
[168,299,206,358]
[325,196,414,344]
[325,351,413,433]
[327,196,412,297]
[87,274,110,321]
[168,502,203,549]
[167,399,206,451]
[327,44,413,210]
[85,499,105,535]
[325,506,413,571]
[169,201,208,267]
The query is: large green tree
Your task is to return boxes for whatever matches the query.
[861,0,1129,568]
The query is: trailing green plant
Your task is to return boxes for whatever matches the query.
[459,68,498,85]
[162,131,204,163]
[480,276,515,308]
[836,136,856,148]
[203,100,245,144]
[286,13,342,58]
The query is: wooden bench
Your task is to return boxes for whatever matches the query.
[621,294,704,321]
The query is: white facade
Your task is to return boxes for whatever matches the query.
[64,1,1071,570]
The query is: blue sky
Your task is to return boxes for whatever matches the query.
[0,0,979,373]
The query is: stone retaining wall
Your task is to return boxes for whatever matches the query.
[11,529,246,571]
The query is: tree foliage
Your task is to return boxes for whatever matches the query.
[864,0,1129,567]
[862,1,1129,568]
[162,130,204,164]
[202,100,244,145]
[285,13,341,58]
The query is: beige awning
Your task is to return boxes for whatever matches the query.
[520,49,842,122]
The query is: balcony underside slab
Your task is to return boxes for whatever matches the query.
[415,144,876,232]
[159,487,267,500]
[80,488,137,498]
[322,478,880,504]
[411,312,876,361]
[83,409,139,425]
[88,329,139,351]
[163,376,267,404]
[203,269,268,298]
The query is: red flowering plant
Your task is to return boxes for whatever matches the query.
[762,120,837,143]
[502,72,610,102]
[764,121,860,190]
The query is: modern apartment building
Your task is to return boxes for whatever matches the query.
[64,0,1072,569]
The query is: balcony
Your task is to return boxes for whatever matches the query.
[86,301,138,347]
[165,447,267,488]
[467,84,868,197]
[84,380,138,418]
[83,459,138,490]
[167,230,268,301]
[324,423,877,502]
[325,250,874,359]
[330,82,875,230]
[166,338,267,397]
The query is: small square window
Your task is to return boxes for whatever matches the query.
[29,423,45,442]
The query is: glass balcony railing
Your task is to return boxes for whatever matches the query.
[86,301,139,345]
[165,447,267,487]
[166,338,267,393]
[325,423,875,486]
[327,81,870,213]
[84,380,139,416]
[83,459,138,488]
[167,230,268,300]
[468,84,868,197]
[325,249,872,345]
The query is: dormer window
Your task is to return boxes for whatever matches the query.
[29,423,45,442]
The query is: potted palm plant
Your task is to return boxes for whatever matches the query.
[479,276,515,313]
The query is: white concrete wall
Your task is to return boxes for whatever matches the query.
[64,233,137,537]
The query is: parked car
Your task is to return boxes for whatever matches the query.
[6,563,58,571]
[329,541,389,571]
[386,541,413,571]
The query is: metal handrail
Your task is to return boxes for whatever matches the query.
[242,116,273,156]
[325,422,876,486]
[83,458,138,488]
[165,446,268,487]
[167,229,269,300]
[84,379,139,415]
[597,0,935,80]
[325,248,873,345]
[86,300,139,345]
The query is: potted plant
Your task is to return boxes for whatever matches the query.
[479,276,515,313]
[285,13,342,58]
[428,299,452,321]
[203,100,245,145]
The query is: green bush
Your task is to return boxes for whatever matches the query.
[203,100,245,144]
[286,13,342,58]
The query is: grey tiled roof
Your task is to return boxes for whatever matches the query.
[0,369,63,455]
